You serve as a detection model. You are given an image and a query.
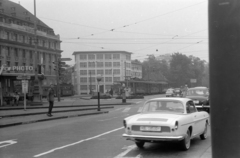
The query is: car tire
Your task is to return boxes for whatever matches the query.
[180,129,191,150]
[135,141,145,148]
[200,122,208,140]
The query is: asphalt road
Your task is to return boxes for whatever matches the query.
[0,95,211,158]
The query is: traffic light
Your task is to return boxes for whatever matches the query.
[53,59,66,77]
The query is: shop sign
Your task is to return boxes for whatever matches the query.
[22,80,29,93]
[0,64,34,72]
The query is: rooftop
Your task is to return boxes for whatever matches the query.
[72,51,132,55]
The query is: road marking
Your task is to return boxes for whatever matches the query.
[122,107,131,112]
[34,127,124,157]
[137,107,143,113]
[98,117,119,121]
[114,145,142,158]
[0,139,17,148]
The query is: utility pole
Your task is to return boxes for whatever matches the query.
[89,70,92,95]
[209,0,240,158]
[32,0,42,105]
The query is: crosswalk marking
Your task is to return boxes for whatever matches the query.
[0,139,17,148]
[113,145,142,158]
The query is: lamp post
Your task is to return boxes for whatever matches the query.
[96,74,102,111]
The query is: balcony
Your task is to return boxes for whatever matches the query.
[0,22,60,40]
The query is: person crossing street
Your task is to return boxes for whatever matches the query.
[47,84,55,117]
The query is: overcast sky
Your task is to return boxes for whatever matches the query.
[13,0,208,65]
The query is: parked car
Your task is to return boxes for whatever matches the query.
[165,88,175,97]
[174,88,182,97]
[185,87,210,113]
[122,98,209,150]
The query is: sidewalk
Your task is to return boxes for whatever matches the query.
[0,97,140,128]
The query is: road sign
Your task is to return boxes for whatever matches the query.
[60,58,72,61]
[22,80,28,93]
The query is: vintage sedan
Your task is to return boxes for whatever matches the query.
[122,98,209,150]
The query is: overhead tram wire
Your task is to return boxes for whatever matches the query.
[41,1,207,39]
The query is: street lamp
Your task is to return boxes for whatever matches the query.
[96,74,102,111]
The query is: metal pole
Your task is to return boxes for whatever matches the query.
[97,82,100,111]
[209,1,240,158]
[32,0,41,104]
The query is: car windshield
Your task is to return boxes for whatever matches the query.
[187,89,209,96]
[142,100,184,114]
[166,89,173,93]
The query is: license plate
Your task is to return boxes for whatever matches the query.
[194,100,199,104]
[140,126,161,131]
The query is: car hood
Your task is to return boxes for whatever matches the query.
[127,113,184,125]
[186,96,208,101]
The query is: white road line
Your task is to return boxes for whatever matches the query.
[33,127,124,157]
[113,145,142,158]
[0,139,17,148]
[122,107,131,112]
[98,117,119,121]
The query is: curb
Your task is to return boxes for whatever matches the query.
[0,111,109,128]
[0,106,113,118]
[0,103,132,111]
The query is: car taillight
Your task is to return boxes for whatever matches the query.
[123,120,127,128]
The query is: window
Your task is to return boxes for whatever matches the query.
[105,62,112,67]
[15,62,18,66]
[96,54,103,59]
[97,70,104,75]
[186,101,197,113]
[113,54,120,59]
[126,54,131,60]
[14,48,18,57]
[29,51,33,59]
[80,85,88,90]
[105,54,112,60]
[88,62,95,67]
[105,69,112,75]
[80,62,87,68]
[105,85,112,90]
[80,78,87,83]
[88,70,95,75]
[7,61,10,67]
[80,70,87,75]
[88,54,95,60]
[113,77,120,81]
[89,77,95,82]
[96,62,103,67]
[6,47,11,56]
[80,54,87,60]
[113,62,120,67]
[22,49,26,58]
[105,77,112,82]
[113,69,120,74]
[89,85,96,90]
[49,65,51,75]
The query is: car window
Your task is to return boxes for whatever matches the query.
[142,101,184,113]
[186,101,197,113]
[187,89,209,96]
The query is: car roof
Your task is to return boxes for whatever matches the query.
[147,97,191,104]
[188,87,208,90]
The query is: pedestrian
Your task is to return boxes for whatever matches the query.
[47,84,55,117]
[15,92,20,106]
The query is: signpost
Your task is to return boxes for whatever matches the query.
[22,80,28,111]
[17,75,30,110]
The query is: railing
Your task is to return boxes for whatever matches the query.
[0,22,60,40]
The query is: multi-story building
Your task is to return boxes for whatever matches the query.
[131,60,142,79]
[0,0,62,105]
[72,51,132,95]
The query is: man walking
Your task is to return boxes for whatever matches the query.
[47,84,55,117]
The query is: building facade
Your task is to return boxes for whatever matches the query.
[0,0,62,105]
[131,60,142,79]
[72,51,132,95]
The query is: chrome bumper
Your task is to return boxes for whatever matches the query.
[122,134,184,141]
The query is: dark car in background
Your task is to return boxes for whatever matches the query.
[174,88,182,97]
[185,87,210,113]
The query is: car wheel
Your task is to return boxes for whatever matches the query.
[200,122,208,140]
[180,129,191,150]
[135,141,145,148]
